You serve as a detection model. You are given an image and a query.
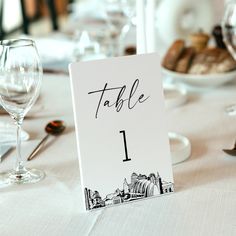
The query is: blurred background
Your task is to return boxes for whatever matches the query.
[0,1,225,37]
[0,0,229,72]
[0,0,70,38]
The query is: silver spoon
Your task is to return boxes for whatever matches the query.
[223,141,236,156]
[27,120,66,161]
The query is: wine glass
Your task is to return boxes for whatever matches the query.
[0,39,44,187]
[105,0,129,56]
[222,1,236,116]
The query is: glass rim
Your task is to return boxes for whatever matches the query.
[0,38,35,48]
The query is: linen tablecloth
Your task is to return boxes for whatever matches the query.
[0,74,235,236]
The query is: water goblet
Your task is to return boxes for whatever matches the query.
[105,0,130,56]
[0,39,45,187]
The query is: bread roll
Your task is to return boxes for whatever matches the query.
[188,47,236,74]
[189,32,210,52]
[175,47,195,73]
[162,40,185,70]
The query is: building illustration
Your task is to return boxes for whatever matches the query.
[84,172,174,210]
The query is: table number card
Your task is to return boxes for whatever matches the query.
[69,53,174,211]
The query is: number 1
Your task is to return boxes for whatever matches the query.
[120,130,131,162]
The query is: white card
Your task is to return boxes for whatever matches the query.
[69,54,174,211]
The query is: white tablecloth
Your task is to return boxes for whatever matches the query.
[0,74,236,236]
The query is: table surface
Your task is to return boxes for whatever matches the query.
[0,74,236,236]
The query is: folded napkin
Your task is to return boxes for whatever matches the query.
[0,122,29,146]
[35,38,74,63]
[0,139,41,162]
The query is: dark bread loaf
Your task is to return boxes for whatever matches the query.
[162,40,185,70]
[175,47,195,73]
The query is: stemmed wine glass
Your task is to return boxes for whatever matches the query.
[105,0,129,56]
[222,1,236,116]
[0,39,44,187]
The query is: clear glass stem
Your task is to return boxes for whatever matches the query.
[112,36,120,57]
[0,117,45,187]
[15,120,25,174]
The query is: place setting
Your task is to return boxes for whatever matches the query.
[1,0,234,188]
[0,39,45,186]
[0,0,236,235]
[0,38,67,188]
[1,0,200,190]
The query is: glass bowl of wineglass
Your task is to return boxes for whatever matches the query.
[222,1,236,116]
[105,0,130,56]
[0,39,45,187]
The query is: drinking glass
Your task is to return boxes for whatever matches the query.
[0,39,44,187]
[222,1,236,116]
[105,0,129,56]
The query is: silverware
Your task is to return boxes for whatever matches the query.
[27,120,66,161]
[0,145,14,162]
[223,141,236,156]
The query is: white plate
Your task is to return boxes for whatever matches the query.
[162,67,236,87]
